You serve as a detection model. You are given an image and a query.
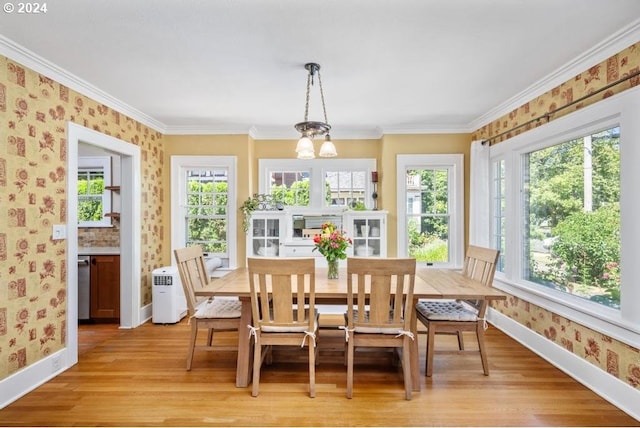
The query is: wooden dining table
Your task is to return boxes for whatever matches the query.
[196,265,506,391]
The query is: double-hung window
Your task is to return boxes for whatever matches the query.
[171,156,237,269]
[77,156,111,227]
[397,154,464,267]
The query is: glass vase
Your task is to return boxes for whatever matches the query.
[327,259,339,280]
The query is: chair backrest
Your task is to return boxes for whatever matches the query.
[174,246,211,316]
[461,245,500,287]
[346,257,416,332]
[247,257,316,331]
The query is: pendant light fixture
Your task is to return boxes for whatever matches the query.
[294,63,337,159]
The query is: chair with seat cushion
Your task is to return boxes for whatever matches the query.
[173,246,242,370]
[345,257,416,400]
[415,245,499,376]
[247,257,318,398]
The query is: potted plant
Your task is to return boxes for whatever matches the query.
[240,196,259,233]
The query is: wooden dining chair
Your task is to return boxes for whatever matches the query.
[173,246,242,370]
[345,257,416,400]
[247,257,319,398]
[415,245,500,376]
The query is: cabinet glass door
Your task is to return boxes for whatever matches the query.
[251,218,280,257]
[353,218,381,257]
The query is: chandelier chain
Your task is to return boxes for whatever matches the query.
[303,71,311,123]
[317,70,329,125]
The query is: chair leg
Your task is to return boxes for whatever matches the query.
[426,324,436,377]
[477,325,489,376]
[343,340,348,366]
[308,341,316,398]
[402,340,412,400]
[252,338,262,397]
[186,322,198,371]
[207,328,214,346]
[456,331,465,350]
[346,338,355,398]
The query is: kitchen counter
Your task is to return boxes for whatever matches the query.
[78,247,121,255]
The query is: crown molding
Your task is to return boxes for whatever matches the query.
[163,124,254,136]
[381,124,472,135]
[244,125,384,140]
[0,35,166,133]
[468,17,640,131]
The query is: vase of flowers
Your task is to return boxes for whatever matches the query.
[312,222,352,279]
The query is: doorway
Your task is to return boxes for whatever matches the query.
[66,122,142,366]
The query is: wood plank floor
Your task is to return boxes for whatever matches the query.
[1,317,638,427]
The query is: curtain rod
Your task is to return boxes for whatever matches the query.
[481,68,640,146]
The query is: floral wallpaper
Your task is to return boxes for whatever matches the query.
[0,54,166,379]
[474,42,640,391]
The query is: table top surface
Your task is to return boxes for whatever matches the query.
[196,266,506,301]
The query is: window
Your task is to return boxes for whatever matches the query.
[171,156,237,269]
[523,127,620,308]
[492,158,506,272]
[268,170,310,206]
[77,156,111,227]
[259,159,376,211]
[325,171,366,208]
[397,154,464,267]
[488,86,640,339]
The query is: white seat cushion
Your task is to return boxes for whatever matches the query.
[194,298,242,319]
[416,300,478,322]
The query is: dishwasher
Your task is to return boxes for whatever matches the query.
[78,256,91,320]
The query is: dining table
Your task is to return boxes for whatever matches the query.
[195,265,506,391]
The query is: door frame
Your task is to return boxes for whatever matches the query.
[66,122,142,365]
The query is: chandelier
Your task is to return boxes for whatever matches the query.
[294,63,337,159]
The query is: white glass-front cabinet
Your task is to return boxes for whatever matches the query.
[246,211,286,258]
[343,211,387,258]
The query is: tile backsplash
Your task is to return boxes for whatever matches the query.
[78,217,120,247]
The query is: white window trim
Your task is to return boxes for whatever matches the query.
[489,85,640,345]
[396,154,464,268]
[258,158,377,212]
[77,156,112,227]
[170,155,238,270]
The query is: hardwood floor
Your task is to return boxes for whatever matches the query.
[1,317,638,427]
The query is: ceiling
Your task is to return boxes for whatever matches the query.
[1,0,640,138]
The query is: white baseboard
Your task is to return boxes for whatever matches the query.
[489,309,640,422]
[140,303,153,324]
[0,348,71,410]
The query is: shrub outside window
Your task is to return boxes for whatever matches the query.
[523,127,620,308]
[77,156,111,227]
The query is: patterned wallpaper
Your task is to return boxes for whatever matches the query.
[475,42,640,390]
[0,54,166,379]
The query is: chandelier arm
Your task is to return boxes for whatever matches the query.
[317,69,329,125]
[304,71,312,123]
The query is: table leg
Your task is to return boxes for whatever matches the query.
[410,296,420,392]
[235,296,253,388]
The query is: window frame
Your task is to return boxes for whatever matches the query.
[258,158,377,211]
[488,86,640,344]
[77,156,112,228]
[396,154,464,268]
[171,155,238,270]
